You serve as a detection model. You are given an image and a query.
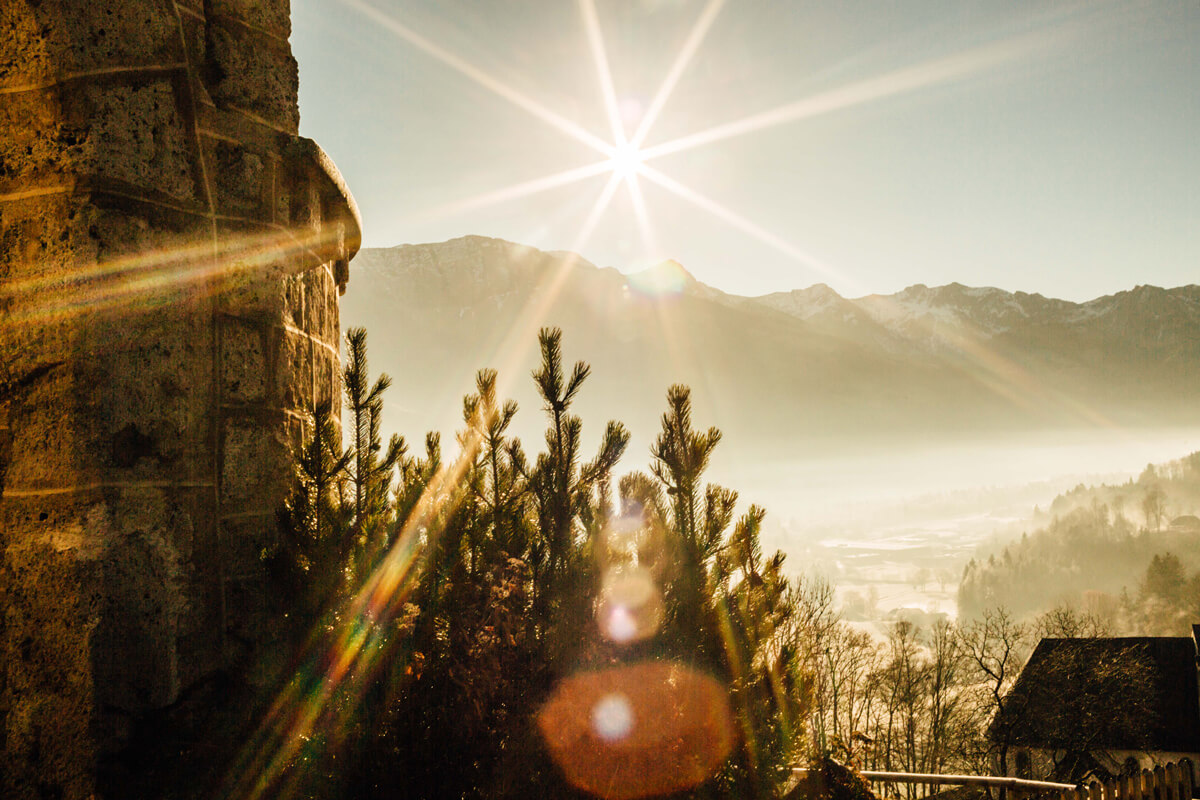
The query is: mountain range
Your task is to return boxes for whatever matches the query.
[342,236,1200,460]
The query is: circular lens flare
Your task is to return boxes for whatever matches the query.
[597,566,663,644]
[591,693,634,742]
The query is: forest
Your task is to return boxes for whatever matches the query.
[239,328,1179,800]
[959,454,1200,633]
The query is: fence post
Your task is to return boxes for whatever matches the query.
[1143,769,1155,800]
[1180,759,1194,800]
[1155,765,1168,800]
[1167,763,1180,800]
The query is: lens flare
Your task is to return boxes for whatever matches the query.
[591,693,635,741]
[538,661,735,800]
[627,259,689,297]
[597,566,663,644]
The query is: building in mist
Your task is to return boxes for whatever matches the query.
[993,626,1200,783]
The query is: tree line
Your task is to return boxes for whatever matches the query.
[256,327,806,799]
[248,326,1151,799]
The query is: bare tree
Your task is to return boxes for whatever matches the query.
[1141,484,1166,531]
[1033,603,1111,639]
[956,608,1031,799]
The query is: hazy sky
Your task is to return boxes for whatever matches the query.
[294,1,1199,300]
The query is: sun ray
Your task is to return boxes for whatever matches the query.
[223,426,487,800]
[576,171,625,248]
[625,174,656,257]
[0,226,344,333]
[409,158,615,224]
[580,0,627,147]
[629,0,724,149]
[637,164,849,287]
[343,0,614,158]
[639,24,1073,162]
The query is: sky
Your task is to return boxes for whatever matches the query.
[293,1,1199,301]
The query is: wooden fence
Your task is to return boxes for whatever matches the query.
[1045,760,1196,800]
[791,759,1197,800]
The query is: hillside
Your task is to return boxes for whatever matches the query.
[958,451,1200,631]
[342,236,1200,461]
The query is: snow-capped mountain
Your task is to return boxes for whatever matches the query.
[343,236,1200,455]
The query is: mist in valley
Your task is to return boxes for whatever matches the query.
[343,237,1200,635]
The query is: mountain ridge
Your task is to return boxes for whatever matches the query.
[345,236,1200,457]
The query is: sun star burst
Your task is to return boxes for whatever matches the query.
[609,143,644,182]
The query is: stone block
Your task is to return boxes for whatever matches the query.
[0,196,98,384]
[219,514,275,581]
[213,219,314,322]
[1,508,105,798]
[313,346,339,413]
[220,315,267,403]
[210,138,267,217]
[219,414,298,513]
[88,486,191,713]
[83,79,197,201]
[72,301,215,482]
[209,0,292,38]
[207,20,299,133]
[217,260,288,320]
[1,362,93,491]
[282,269,306,330]
[170,488,224,689]
[0,84,68,192]
[302,263,338,346]
[274,327,313,410]
[1,78,199,202]
[0,0,181,91]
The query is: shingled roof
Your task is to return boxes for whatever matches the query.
[992,635,1200,753]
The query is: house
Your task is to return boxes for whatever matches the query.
[991,625,1200,784]
[1169,515,1200,534]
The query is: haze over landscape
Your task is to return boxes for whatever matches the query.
[295,0,1200,631]
[343,235,1200,627]
[8,1,1200,796]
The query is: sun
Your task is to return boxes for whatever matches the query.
[610,142,644,182]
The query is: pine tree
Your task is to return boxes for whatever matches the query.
[527,327,629,654]
[631,384,806,797]
[270,401,353,621]
[342,327,405,580]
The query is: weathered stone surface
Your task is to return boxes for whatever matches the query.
[207,20,299,132]
[210,0,292,39]
[1,496,105,800]
[1,2,358,795]
[219,514,275,581]
[220,315,268,403]
[212,139,267,213]
[274,327,313,409]
[0,0,181,90]
[219,414,301,512]
[0,79,198,201]
[85,80,198,200]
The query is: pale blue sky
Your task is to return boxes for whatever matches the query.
[294,1,1199,300]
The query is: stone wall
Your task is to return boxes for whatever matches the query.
[0,2,360,797]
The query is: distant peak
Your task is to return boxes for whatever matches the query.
[798,282,842,298]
